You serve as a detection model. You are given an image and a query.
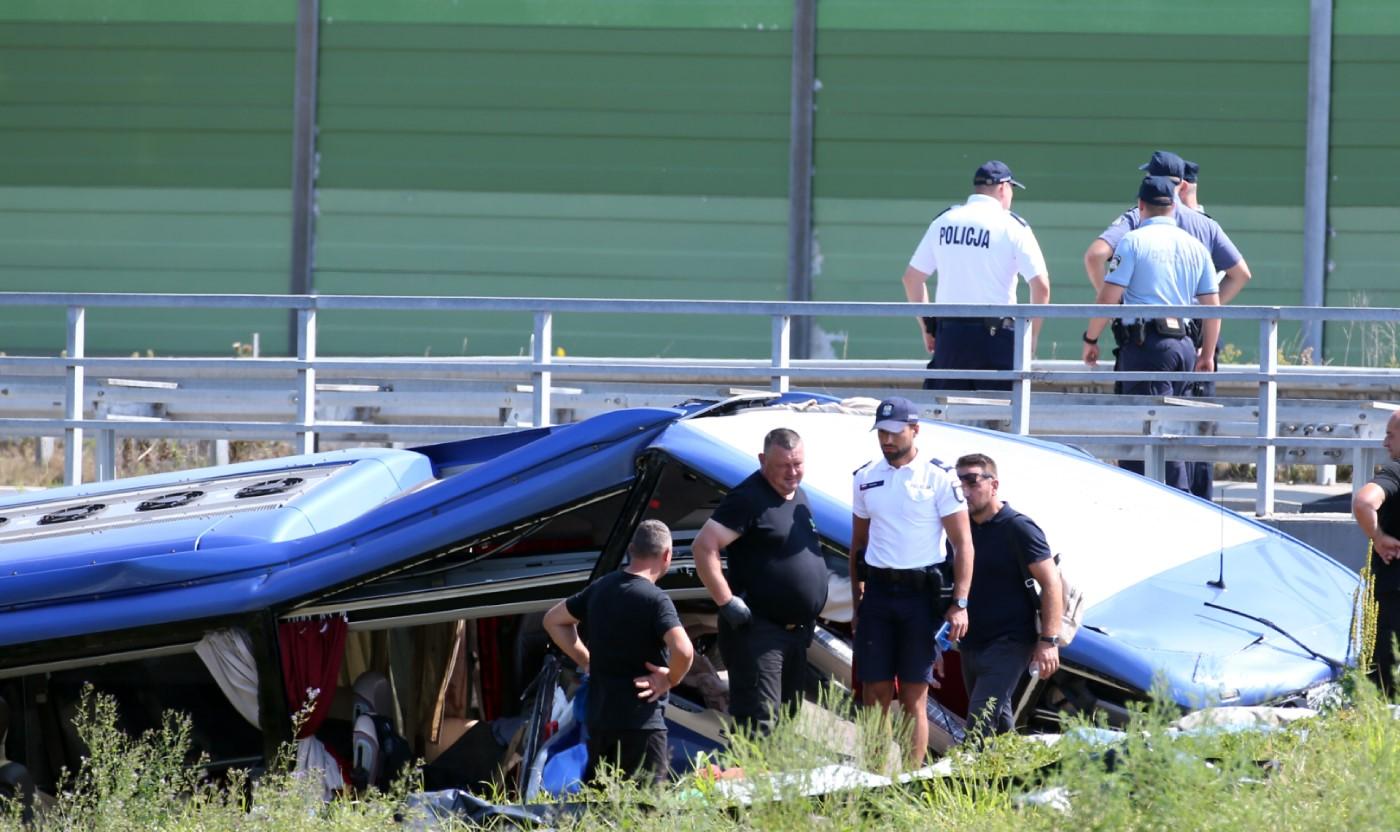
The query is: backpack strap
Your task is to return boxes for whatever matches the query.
[1005,510,1044,615]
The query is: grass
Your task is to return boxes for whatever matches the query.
[7,678,1400,832]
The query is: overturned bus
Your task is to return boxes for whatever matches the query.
[0,394,1358,802]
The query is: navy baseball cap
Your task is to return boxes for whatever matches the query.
[873,397,919,432]
[1138,150,1186,179]
[1183,160,1200,183]
[1138,175,1176,206]
[973,160,1025,189]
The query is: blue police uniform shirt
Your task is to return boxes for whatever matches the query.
[1098,204,1242,273]
[1106,216,1219,320]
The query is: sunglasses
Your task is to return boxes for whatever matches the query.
[957,473,993,485]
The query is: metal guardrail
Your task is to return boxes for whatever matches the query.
[3,292,1399,516]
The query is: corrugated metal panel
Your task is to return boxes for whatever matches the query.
[0,1,1388,367]
[810,12,1310,363]
[0,13,294,356]
[1324,3,1400,363]
[312,20,793,358]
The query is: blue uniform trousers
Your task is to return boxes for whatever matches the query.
[923,319,1014,391]
[1116,329,1197,492]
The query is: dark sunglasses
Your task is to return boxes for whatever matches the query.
[957,473,992,485]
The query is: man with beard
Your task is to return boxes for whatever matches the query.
[849,397,972,765]
[692,427,830,736]
[955,453,1062,738]
[1353,410,1400,695]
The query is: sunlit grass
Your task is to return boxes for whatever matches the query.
[7,680,1400,831]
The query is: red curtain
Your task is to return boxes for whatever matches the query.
[278,615,349,739]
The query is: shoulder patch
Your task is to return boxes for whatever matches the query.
[1008,210,1029,228]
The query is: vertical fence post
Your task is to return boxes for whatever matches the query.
[1256,316,1279,515]
[1300,0,1333,362]
[785,0,816,360]
[1010,315,1033,435]
[532,312,553,428]
[295,307,317,454]
[288,0,320,348]
[95,429,116,482]
[63,306,85,486]
[771,315,791,393]
[1144,443,1167,484]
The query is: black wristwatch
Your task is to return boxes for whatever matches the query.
[1039,635,1062,646]
[1081,331,1098,345]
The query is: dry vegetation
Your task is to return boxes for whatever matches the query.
[0,439,294,490]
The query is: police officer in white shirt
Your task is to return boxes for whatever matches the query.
[849,397,973,766]
[901,161,1051,391]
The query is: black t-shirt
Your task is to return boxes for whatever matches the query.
[961,503,1052,650]
[710,471,829,625]
[1370,460,1400,592]
[565,570,681,730]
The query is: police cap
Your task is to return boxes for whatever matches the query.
[973,160,1025,189]
[1138,150,1187,179]
[1138,175,1176,206]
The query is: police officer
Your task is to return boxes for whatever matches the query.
[1352,410,1400,695]
[1082,176,1221,492]
[849,396,972,766]
[954,453,1062,738]
[691,428,829,736]
[1083,151,1254,498]
[902,160,1050,391]
[543,519,695,785]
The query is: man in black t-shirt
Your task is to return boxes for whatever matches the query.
[692,427,829,736]
[1353,410,1400,696]
[544,519,694,785]
[954,453,1063,738]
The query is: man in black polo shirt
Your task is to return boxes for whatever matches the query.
[1353,410,1400,696]
[692,427,829,736]
[954,453,1063,737]
[543,519,694,785]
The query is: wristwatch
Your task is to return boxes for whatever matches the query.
[1039,635,1062,646]
[1081,331,1098,345]
[954,597,968,609]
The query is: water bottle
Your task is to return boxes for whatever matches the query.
[1028,660,1040,680]
[935,621,956,652]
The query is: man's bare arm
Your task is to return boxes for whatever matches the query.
[1217,259,1252,305]
[1028,274,1050,353]
[1355,483,1400,562]
[1083,239,1114,293]
[849,515,870,615]
[691,518,741,605]
[903,265,936,353]
[542,601,590,672]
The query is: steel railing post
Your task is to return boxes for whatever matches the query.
[63,306,85,485]
[295,307,317,454]
[771,315,791,393]
[1256,316,1279,515]
[532,311,553,427]
[1010,315,1033,435]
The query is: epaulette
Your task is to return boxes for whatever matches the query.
[931,205,954,221]
[1008,210,1029,228]
[853,460,873,476]
[929,457,953,472]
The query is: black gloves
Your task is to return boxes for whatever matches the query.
[718,596,754,630]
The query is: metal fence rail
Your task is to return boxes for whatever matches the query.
[3,292,1399,516]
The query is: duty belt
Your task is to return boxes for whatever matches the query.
[866,565,940,589]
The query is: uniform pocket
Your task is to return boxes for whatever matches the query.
[904,483,935,501]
